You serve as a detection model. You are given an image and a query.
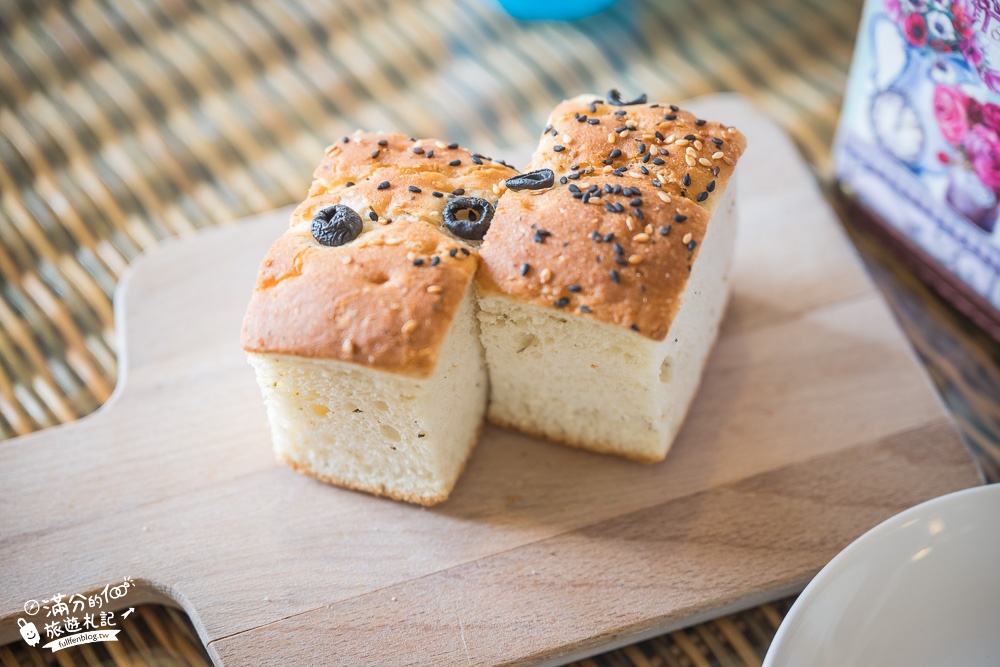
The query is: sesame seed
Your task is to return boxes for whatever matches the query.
[628,254,643,265]
[520,263,530,276]
[408,185,422,193]
[568,284,582,292]
[652,158,665,166]
[609,149,622,159]
[699,158,713,167]
[694,140,703,151]
[453,188,465,195]
[630,324,640,332]
[371,149,380,159]
[697,191,709,202]
[346,181,355,187]
[448,142,459,149]
[554,297,569,308]
[707,180,716,192]
[682,173,692,186]
[674,214,688,222]
[657,192,672,203]
[688,240,698,251]
[660,225,671,236]
[412,146,425,154]
[472,156,483,165]
[613,242,624,255]
[377,181,390,190]
[634,233,650,243]
[426,150,434,158]
[461,247,470,255]
[723,156,735,165]
[675,139,689,147]
[413,258,425,266]
[431,256,440,266]
[562,134,573,144]
[619,130,629,138]
[695,119,706,126]
[682,232,693,244]
[712,151,725,160]
[540,268,552,283]
[432,191,443,198]
[603,232,614,242]
[368,211,378,221]
[553,145,565,152]
[629,197,642,207]
[341,255,353,264]
[610,269,620,283]
[588,118,600,125]
[401,320,418,334]
[579,305,592,313]
[685,155,696,167]
[449,159,462,166]
[607,133,616,144]
[449,248,458,257]
[427,285,443,293]
[642,153,651,164]
[638,143,647,154]
[342,338,355,354]
[712,137,724,146]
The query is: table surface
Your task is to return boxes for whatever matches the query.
[1,0,997,666]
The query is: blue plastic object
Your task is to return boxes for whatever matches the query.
[496,0,618,21]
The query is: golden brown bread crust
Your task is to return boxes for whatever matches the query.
[241,132,517,375]
[529,94,745,214]
[477,94,745,340]
[477,175,712,341]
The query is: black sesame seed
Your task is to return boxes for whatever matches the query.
[432,191,444,198]
[472,156,483,165]
[604,202,616,213]
[707,180,716,192]
[688,240,698,250]
[520,263,530,276]
[640,165,649,175]
[613,242,624,255]
[590,231,601,242]
[412,146,425,154]
[712,166,721,176]
[638,143,647,154]
[567,172,581,180]
[449,248,458,257]
[660,148,670,155]
[533,231,547,243]
[660,225,671,236]
[559,176,568,184]
[342,136,349,143]
[543,125,553,134]
[448,159,462,167]
[368,211,378,221]
[655,131,665,141]
[614,202,625,213]
[408,185,422,193]
[377,181,391,190]
[568,284,582,292]
[461,247,470,256]
[652,179,661,187]
[609,149,622,159]
[453,188,465,195]
[413,258,425,266]
[579,305,592,313]
[426,150,434,158]
[697,191,709,202]
[371,149,380,159]
[629,197,642,207]
[664,114,677,121]
[712,137,724,146]
[684,134,697,141]
[448,142,459,149]
[377,139,388,147]
[604,184,613,194]
[431,256,440,266]
[695,119,706,126]
[610,269,620,283]
[635,209,644,220]
[652,157,665,165]
[682,173,691,186]
[670,104,679,111]
[630,324,640,332]
[614,110,627,116]
[614,126,627,133]
[588,118,600,125]
[603,232,614,243]
[675,214,688,222]
[568,184,581,193]
[553,145,565,152]
[613,184,622,194]
[554,297,570,308]
[346,181,355,187]
[589,102,598,113]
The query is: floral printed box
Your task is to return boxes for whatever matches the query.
[835,0,1000,330]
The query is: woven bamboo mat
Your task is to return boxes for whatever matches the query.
[4,0,997,665]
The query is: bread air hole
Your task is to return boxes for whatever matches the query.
[515,332,539,354]
[660,357,673,383]
[369,273,389,285]
[380,424,401,442]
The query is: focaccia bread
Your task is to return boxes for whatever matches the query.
[476,93,746,462]
[242,132,516,505]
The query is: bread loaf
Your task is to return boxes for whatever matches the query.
[476,94,746,462]
[242,132,516,505]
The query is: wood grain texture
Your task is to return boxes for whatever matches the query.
[0,96,982,665]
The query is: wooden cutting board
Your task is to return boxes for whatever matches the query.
[0,95,982,665]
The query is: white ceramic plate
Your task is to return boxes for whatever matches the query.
[764,483,1000,667]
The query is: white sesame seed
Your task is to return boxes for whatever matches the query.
[675,139,690,147]
[712,151,725,160]
[698,157,713,167]
[694,140,703,151]
[427,285,443,294]
[342,339,355,354]
[602,165,614,173]
[385,237,403,246]
[628,254,643,265]
[562,134,573,144]
[619,130,629,138]
[644,224,653,234]
[625,217,635,231]
[401,319,418,335]
[682,232,693,244]
[665,134,676,144]
[627,171,643,179]
[657,192,672,203]
[685,146,697,156]
[435,140,447,149]
[607,133,616,144]
[634,233,650,243]
[540,268,552,283]
[723,156,735,165]
[341,255,353,265]
[685,155,696,167]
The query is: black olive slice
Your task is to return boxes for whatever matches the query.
[443,197,495,240]
[505,169,555,191]
[607,89,648,106]
[311,204,363,247]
